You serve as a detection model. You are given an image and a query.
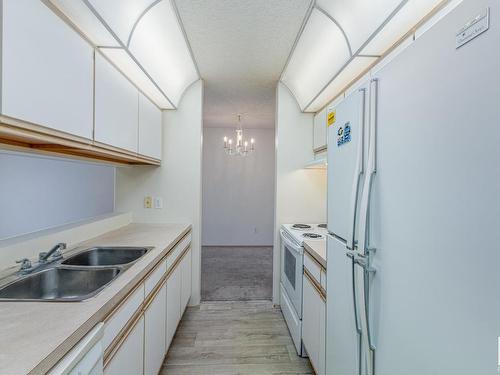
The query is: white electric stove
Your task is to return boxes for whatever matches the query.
[280,223,326,355]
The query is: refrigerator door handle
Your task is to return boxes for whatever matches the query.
[358,79,377,257]
[353,258,376,349]
[346,252,362,334]
[347,88,367,250]
[356,78,378,375]
[347,251,363,375]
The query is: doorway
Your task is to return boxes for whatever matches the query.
[201,127,275,301]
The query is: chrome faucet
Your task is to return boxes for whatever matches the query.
[16,258,32,271]
[16,242,66,274]
[39,242,66,263]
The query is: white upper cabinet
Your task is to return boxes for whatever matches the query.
[313,107,327,152]
[2,0,93,139]
[138,93,162,160]
[94,53,138,153]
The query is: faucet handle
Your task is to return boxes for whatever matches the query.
[16,258,32,270]
[51,249,63,259]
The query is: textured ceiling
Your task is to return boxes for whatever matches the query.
[175,0,311,128]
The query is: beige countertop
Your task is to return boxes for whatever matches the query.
[304,239,326,269]
[0,223,191,375]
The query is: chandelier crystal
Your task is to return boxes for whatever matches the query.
[223,115,255,156]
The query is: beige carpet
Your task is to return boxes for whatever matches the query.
[201,246,273,301]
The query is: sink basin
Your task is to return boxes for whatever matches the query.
[61,247,151,267]
[0,267,120,301]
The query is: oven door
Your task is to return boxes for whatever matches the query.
[280,229,304,318]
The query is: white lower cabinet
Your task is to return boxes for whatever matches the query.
[319,300,325,375]
[60,234,192,375]
[144,284,167,375]
[302,276,319,367]
[181,249,192,311]
[166,265,182,349]
[302,273,326,375]
[104,316,144,375]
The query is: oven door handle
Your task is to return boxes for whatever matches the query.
[280,229,303,254]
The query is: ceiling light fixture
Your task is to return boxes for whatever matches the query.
[223,115,255,157]
[281,0,451,112]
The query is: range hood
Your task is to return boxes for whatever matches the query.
[304,156,327,169]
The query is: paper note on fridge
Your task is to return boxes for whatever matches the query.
[327,110,336,126]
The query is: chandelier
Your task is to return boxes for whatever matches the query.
[223,115,255,156]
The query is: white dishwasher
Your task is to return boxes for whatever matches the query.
[49,323,104,375]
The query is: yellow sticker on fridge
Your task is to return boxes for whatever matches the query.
[327,110,336,126]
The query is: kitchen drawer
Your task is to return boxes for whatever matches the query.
[144,259,167,296]
[304,252,321,284]
[167,233,191,270]
[103,284,144,350]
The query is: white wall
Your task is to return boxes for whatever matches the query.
[202,127,275,246]
[0,151,115,240]
[115,80,203,305]
[273,82,327,304]
[0,213,131,269]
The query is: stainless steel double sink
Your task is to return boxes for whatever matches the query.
[0,247,152,302]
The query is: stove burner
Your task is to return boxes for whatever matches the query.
[302,233,323,239]
[317,224,327,229]
[292,224,312,230]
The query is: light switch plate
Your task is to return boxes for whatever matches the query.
[456,7,489,49]
[154,197,163,209]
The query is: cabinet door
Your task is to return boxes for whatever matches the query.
[104,316,144,375]
[313,107,327,152]
[318,298,326,375]
[144,284,167,375]
[2,0,93,139]
[166,267,181,349]
[95,53,138,152]
[302,276,319,367]
[138,93,162,160]
[181,250,192,311]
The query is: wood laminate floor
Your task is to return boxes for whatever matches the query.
[161,301,313,375]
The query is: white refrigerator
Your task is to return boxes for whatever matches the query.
[326,79,370,375]
[326,1,500,374]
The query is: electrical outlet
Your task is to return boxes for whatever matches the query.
[154,197,163,209]
[144,196,152,209]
